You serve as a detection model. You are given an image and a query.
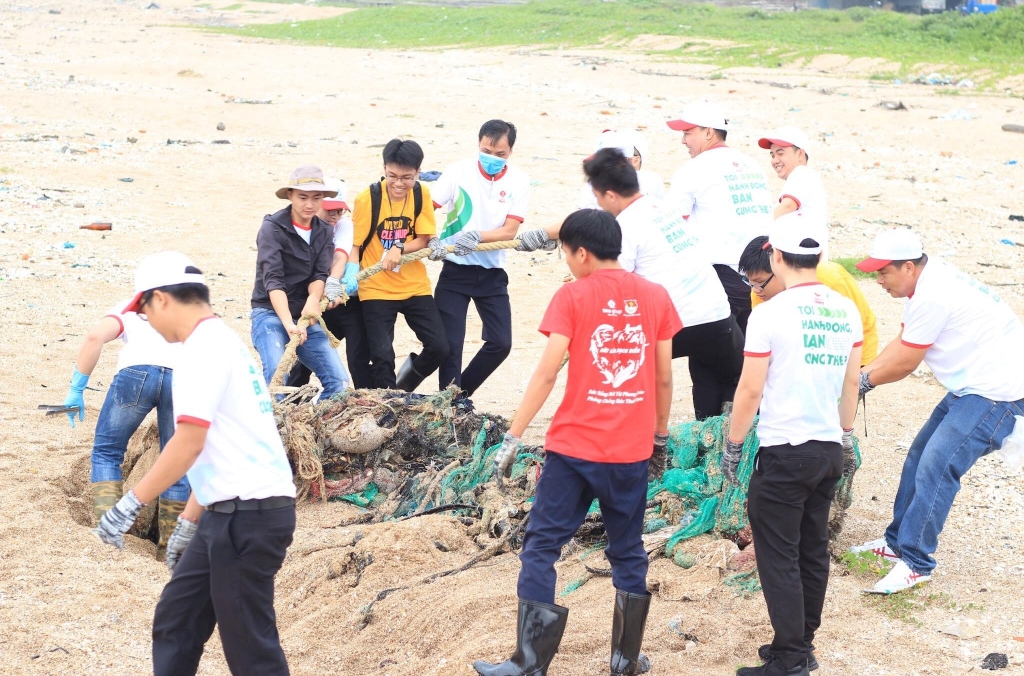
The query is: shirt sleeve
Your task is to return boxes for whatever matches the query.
[430,165,455,210]
[779,166,809,208]
[507,174,529,222]
[104,304,126,338]
[901,299,948,349]
[538,286,575,340]
[255,219,286,293]
[667,166,698,217]
[415,184,437,237]
[351,189,373,252]
[172,341,230,428]
[334,215,354,253]
[743,305,772,357]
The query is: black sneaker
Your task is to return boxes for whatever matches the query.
[758,645,818,671]
[738,653,809,676]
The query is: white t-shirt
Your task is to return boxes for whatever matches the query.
[744,283,863,447]
[668,145,774,267]
[293,224,311,245]
[578,169,666,209]
[432,158,531,269]
[902,259,1024,402]
[615,196,731,328]
[333,214,354,254]
[106,302,179,372]
[173,317,296,506]
[780,165,829,258]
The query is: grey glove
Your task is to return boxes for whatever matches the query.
[93,490,145,550]
[324,277,344,302]
[493,432,520,489]
[841,428,856,477]
[166,516,199,571]
[650,431,670,480]
[427,236,448,261]
[453,230,482,257]
[720,438,743,485]
[515,229,557,253]
[858,371,875,397]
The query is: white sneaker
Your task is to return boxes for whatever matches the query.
[849,538,900,562]
[866,560,931,594]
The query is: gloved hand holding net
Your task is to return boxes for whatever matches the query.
[493,432,520,489]
[650,431,669,480]
[720,438,743,485]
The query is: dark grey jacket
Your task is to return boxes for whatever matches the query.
[251,207,334,321]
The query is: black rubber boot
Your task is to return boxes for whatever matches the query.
[737,653,810,676]
[759,644,818,671]
[395,352,426,393]
[610,590,652,675]
[473,598,569,676]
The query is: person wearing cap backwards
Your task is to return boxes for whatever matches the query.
[250,165,350,396]
[757,127,830,258]
[666,100,774,333]
[571,148,743,422]
[93,252,297,676]
[849,228,1024,594]
[431,119,551,402]
[578,129,665,209]
[62,296,189,559]
[352,138,450,391]
[723,224,861,676]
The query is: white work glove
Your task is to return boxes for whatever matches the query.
[493,432,520,489]
[858,371,875,397]
[650,431,669,480]
[841,428,856,478]
[165,516,199,571]
[93,490,145,550]
[453,230,482,257]
[515,229,557,252]
[720,438,743,485]
[427,237,448,261]
[324,277,344,302]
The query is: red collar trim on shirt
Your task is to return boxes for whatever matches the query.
[790,282,824,289]
[292,220,312,231]
[183,315,218,343]
[621,193,644,212]
[478,161,508,181]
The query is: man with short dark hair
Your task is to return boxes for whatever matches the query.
[352,139,449,391]
[851,228,1024,593]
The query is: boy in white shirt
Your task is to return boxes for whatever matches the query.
[724,224,861,676]
[93,251,296,676]
[758,127,830,258]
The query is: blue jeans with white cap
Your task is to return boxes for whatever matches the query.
[250,307,349,397]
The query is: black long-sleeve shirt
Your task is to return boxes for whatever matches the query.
[251,207,334,321]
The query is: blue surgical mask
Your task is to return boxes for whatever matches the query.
[478,152,507,176]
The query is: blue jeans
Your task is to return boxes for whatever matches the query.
[250,307,349,397]
[90,366,190,502]
[885,392,1024,575]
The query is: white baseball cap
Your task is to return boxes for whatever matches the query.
[624,129,649,163]
[123,251,207,313]
[589,130,635,161]
[666,100,728,132]
[758,126,812,153]
[765,212,825,256]
[321,177,349,211]
[856,228,924,273]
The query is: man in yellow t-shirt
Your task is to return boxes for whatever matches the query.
[351,139,450,391]
[738,234,878,365]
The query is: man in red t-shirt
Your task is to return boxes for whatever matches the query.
[473,209,680,676]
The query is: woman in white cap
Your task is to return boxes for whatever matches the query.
[758,127,830,257]
[578,129,664,208]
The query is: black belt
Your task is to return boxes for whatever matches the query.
[206,496,295,513]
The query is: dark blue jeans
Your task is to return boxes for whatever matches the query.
[90,365,190,502]
[885,392,1024,574]
[250,307,349,397]
[518,451,649,605]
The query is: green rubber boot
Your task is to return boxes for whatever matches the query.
[92,480,123,526]
[156,499,188,561]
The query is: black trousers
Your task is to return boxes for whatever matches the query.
[434,261,513,396]
[714,264,752,334]
[671,315,744,420]
[152,505,296,676]
[288,297,374,390]
[361,295,450,389]
[747,441,843,670]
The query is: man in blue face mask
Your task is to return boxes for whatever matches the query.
[430,119,552,404]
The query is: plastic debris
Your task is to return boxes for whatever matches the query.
[1003,125,1024,135]
[981,653,1008,670]
[62,242,75,249]
[80,223,112,231]
[118,177,133,182]
[878,101,907,111]
[1010,215,1024,222]
[216,122,225,131]
[940,109,974,121]
[225,98,271,105]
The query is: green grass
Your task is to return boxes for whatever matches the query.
[0,166,14,174]
[832,256,873,280]
[840,550,894,577]
[220,2,244,9]
[219,2,1024,83]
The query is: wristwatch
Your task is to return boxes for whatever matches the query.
[395,240,405,252]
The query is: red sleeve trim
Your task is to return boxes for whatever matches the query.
[744,350,771,358]
[901,339,933,350]
[104,314,125,336]
[780,194,802,209]
[432,200,442,210]
[335,248,345,253]
[507,215,525,223]
[853,340,863,348]
[177,415,211,429]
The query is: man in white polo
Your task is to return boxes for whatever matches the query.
[851,229,1024,593]
[758,127,829,258]
[666,100,774,332]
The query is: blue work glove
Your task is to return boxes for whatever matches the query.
[64,368,89,428]
[342,262,360,296]
[453,230,482,257]
[166,516,199,571]
[93,490,146,550]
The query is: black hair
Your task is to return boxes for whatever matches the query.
[479,119,517,148]
[797,147,810,162]
[559,209,621,261]
[382,138,424,171]
[738,236,772,276]
[779,239,822,270]
[140,266,210,307]
[583,148,640,197]
[713,128,728,142]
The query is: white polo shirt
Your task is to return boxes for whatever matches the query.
[902,259,1024,402]
[578,168,666,209]
[615,196,731,328]
[172,316,296,506]
[432,158,530,269]
[106,301,179,372]
[779,165,829,258]
[744,283,863,447]
[668,145,774,268]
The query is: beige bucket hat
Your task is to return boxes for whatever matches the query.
[276,165,338,199]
